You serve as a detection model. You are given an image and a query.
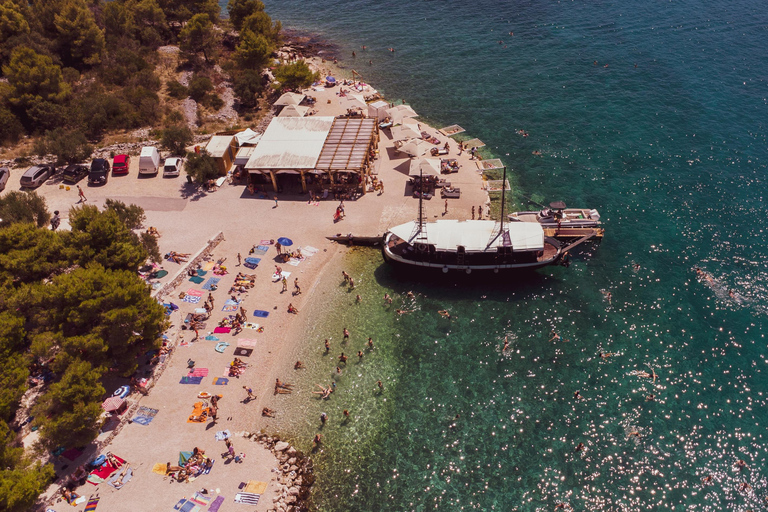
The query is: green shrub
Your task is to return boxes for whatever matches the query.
[166,79,188,99]
[188,74,213,103]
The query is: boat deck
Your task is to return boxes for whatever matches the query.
[386,237,559,265]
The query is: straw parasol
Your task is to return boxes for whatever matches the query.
[399,139,431,157]
[391,123,422,141]
[408,158,440,177]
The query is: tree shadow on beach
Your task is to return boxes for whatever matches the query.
[178,182,210,201]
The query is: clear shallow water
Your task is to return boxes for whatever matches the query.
[225,0,768,509]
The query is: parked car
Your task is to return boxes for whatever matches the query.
[0,167,9,192]
[89,159,110,185]
[62,164,89,183]
[20,164,55,188]
[163,157,184,178]
[112,154,130,175]
[138,147,160,176]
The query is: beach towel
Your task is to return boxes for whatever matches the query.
[190,492,212,506]
[237,338,258,347]
[288,258,301,266]
[176,501,199,512]
[234,493,260,505]
[243,322,260,330]
[253,310,269,318]
[196,270,207,276]
[201,278,221,290]
[180,376,203,384]
[84,498,100,511]
[259,239,273,245]
[272,270,291,280]
[186,288,203,296]
[251,246,267,255]
[86,474,104,485]
[107,467,132,489]
[188,368,209,377]
[208,496,225,512]
[187,402,208,423]
[132,406,159,425]
[303,245,319,256]
[74,496,87,505]
[233,347,253,357]
[214,342,229,353]
[204,459,215,474]
[205,335,220,341]
[182,295,201,304]
[152,463,167,475]
[213,326,231,333]
[214,377,228,385]
[189,276,204,284]
[221,304,238,312]
[245,481,268,494]
[202,261,214,271]
[244,258,260,269]
[61,447,83,461]
[215,429,231,441]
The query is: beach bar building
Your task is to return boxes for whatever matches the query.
[244,116,379,197]
[205,135,238,175]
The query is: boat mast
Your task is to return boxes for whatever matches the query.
[410,163,427,243]
[487,166,507,247]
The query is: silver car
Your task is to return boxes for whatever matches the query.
[20,165,55,188]
[163,157,184,178]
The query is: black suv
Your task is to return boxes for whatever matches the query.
[88,159,110,185]
[63,164,89,184]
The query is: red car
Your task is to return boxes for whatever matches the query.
[112,154,131,175]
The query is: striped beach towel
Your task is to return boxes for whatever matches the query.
[85,497,100,511]
[234,493,260,505]
[188,368,209,377]
[190,492,212,506]
[182,295,201,304]
[201,277,221,290]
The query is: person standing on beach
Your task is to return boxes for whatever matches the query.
[243,386,255,400]
[471,206,475,219]
[478,205,483,219]
[77,185,87,202]
[281,276,287,292]
[294,278,301,294]
[275,241,282,254]
[237,253,241,266]
[342,271,350,282]
[273,195,279,208]
[444,199,448,214]
[349,277,355,289]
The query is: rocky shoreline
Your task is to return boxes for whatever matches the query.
[238,432,314,512]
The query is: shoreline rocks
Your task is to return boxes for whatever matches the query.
[240,432,314,512]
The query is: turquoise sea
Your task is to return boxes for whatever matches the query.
[224,0,768,509]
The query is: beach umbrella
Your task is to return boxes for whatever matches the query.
[277,237,293,246]
[386,104,418,119]
[391,123,422,141]
[399,139,430,158]
[408,158,440,177]
[101,396,125,413]
[278,104,310,117]
[274,92,305,106]
[325,76,337,86]
[340,94,367,111]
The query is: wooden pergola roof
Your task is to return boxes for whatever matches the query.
[315,118,377,172]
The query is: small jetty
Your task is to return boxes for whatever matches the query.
[327,234,383,247]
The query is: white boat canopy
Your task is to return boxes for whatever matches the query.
[389,220,544,252]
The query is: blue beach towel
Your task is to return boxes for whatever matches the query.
[201,277,221,290]
[189,276,204,284]
[179,376,203,384]
[196,270,207,276]
[253,310,269,318]
[214,377,228,385]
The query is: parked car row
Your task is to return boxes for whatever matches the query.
[7,150,185,190]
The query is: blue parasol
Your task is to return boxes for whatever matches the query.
[277,237,293,246]
[326,76,336,83]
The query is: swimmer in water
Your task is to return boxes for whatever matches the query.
[438,310,451,319]
[598,351,615,359]
[575,442,584,453]
[503,336,510,352]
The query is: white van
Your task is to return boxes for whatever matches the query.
[138,146,160,175]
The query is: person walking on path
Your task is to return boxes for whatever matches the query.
[237,253,241,266]
[471,206,475,219]
[243,386,255,401]
[294,278,301,295]
[273,195,279,208]
[281,276,288,292]
[342,271,350,282]
[444,199,448,215]
[478,205,484,219]
[50,210,60,230]
[77,185,86,203]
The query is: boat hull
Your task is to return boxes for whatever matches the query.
[382,232,562,273]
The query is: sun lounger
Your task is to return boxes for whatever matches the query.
[441,188,461,199]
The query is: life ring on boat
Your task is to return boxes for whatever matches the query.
[442,266,449,273]
[416,243,428,252]
[465,268,472,274]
